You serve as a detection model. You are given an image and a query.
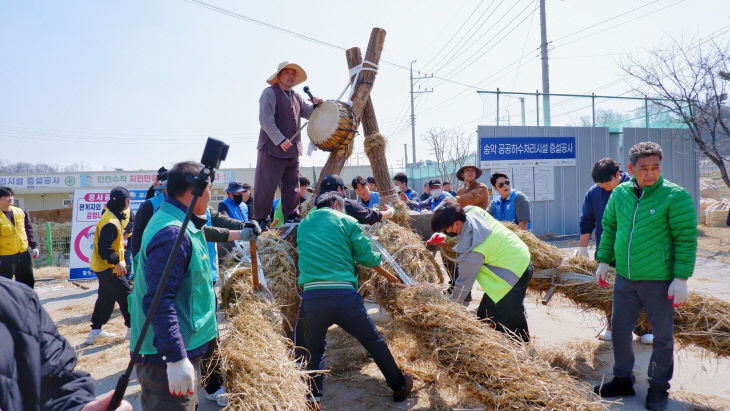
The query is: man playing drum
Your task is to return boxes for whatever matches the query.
[254,61,322,229]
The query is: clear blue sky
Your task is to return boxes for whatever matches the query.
[1,0,728,171]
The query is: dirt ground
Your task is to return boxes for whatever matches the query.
[40,227,730,410]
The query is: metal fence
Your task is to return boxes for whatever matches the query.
[31,222,72,268]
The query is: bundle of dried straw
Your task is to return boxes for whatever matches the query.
[504,222,730,358]
[218,266,310,410]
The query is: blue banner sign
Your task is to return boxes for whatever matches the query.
[480,136,576,168]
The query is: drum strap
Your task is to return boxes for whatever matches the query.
[338,60,379,106]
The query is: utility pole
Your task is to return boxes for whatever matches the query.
[404,143,408,168]
[539,0,551,126]
[410,60,433,164]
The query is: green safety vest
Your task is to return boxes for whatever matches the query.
[466,206,531,304]
[128,201,217,355]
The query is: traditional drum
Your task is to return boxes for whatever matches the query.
[307,100,359,151]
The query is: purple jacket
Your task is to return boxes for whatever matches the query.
[138,197,209,364]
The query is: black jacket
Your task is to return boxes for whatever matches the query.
[0,278,95,410]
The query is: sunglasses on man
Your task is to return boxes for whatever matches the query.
[497,180,511,188]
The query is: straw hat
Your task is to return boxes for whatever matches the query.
[456,163,483,181]
[266,61,307,86]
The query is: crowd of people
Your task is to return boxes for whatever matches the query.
[0,58,698,411]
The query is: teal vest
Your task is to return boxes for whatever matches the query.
[129,201,217,355]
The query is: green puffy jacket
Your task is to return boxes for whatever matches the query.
[597,175,697,281]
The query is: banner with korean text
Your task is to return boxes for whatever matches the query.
[68,188,147,280]
[479,136,576,168]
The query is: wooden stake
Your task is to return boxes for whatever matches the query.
[314,27,386,194]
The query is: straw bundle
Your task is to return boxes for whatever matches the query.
[370,221,444,284]
[256,231,301,339]
[389,200,412,228]
[218,268,310,410]
[530,250,730,358]
[501,222,565,269]
[369,279,606,409]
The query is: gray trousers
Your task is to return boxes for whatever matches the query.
[136,358,201,411]
[611,275,674,390]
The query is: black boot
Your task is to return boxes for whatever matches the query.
[593,376,635,397]
[645,386,669,411]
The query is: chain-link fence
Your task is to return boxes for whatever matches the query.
[31,222,72,268]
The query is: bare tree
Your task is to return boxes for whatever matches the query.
[622,37,730,187]
[576,109,629,127]
[423,127,473,185]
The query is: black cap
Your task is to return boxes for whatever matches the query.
[225,181,245,193]
[157,167,169,181]
[428,178,442,188]
[320,174,345,193]
[110,186,130,201]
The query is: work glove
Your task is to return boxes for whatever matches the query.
[244,220,262,237]
[427,233,446,245]
[31,248,40,259]
[667,278,688,307]
[577,247,589,259]
[595,262,610,288]
[166,357,195,396]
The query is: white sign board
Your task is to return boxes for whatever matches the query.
[69,189,147,280]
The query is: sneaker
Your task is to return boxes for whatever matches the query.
[593,376,635,397]
[598,330,612,341]
[205,386,224,401]
[125,328,131,340]
[84,329,115,345]
[645,386,669,411]
[640,333,654,345]
[216,387,228,407]
[393,374,413,402]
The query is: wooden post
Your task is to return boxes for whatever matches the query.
[345,47,398,204]
[314,27,386,194]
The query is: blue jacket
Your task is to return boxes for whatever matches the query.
[220,197,245,221]
[579,172,630,248]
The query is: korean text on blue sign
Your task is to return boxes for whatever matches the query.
[480,136,576,168]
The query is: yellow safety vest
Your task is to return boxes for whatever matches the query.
[466,206,531,304]
[90,209,125,271]
[0,206,29,256]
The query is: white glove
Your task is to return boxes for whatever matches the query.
[595,263,610,288]
[577,247,589,258]
[31,248,40,259]
[166,357,196,396]
[667,278,688,306]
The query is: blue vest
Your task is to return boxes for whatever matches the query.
[239,201,249,222]
[150,193,165,212]
[204,209,218,283]
[221,197,244,221]
[491,190,532,229]
[359,192,380,209]
[431,193,451,210]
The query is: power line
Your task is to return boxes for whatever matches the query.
[551,0,688,50]
[420,1,488,71]
[550,0,661,44]
[428,0,503,75]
